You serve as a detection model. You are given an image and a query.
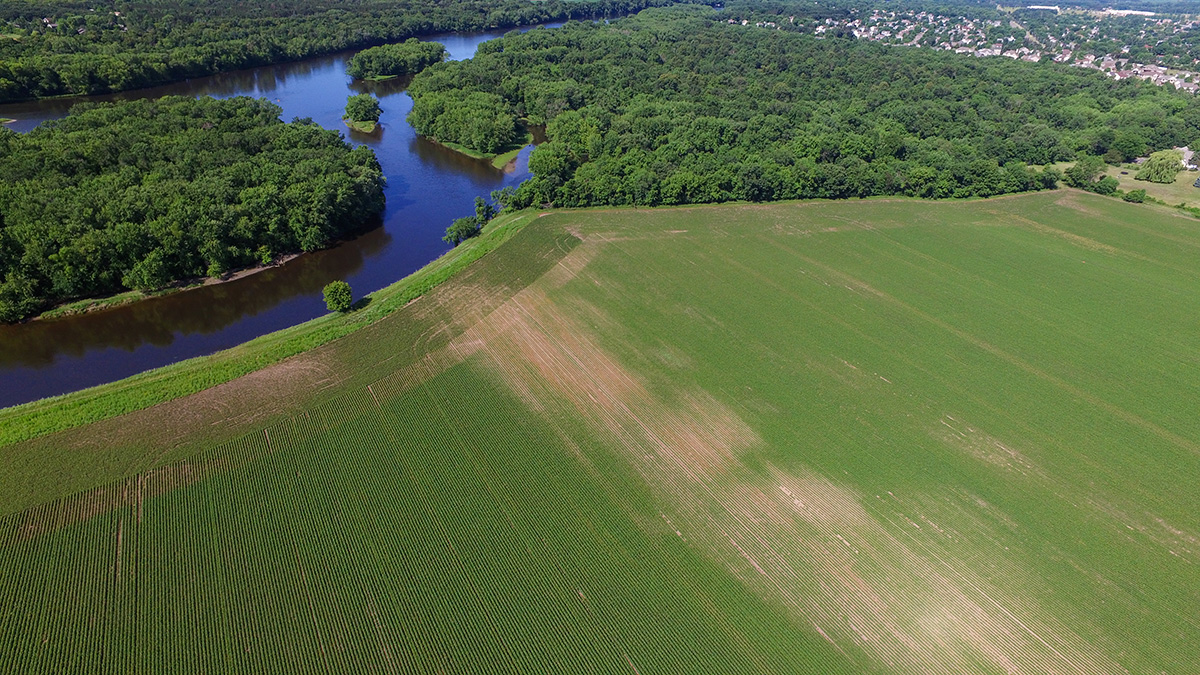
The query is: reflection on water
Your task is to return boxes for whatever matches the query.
[0,227,390,368]
[0,24,554,407]
[349,75,414,98]
[346,122,385,142]
[0,56,341,133]
[411,135,512,180]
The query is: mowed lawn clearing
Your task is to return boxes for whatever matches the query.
[3,191,1200,673]
[1103,162,1200,207]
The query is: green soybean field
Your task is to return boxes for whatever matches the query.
[3,191,1199,673]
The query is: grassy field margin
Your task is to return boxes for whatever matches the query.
[0,210,539,447]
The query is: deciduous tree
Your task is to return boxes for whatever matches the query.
[1135,149,1183,184]
[323,280,353,312]
[345,94,382,124]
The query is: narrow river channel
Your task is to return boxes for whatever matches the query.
[0,24,561,409]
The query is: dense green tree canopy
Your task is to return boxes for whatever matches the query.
[0,96,385,322]
[407,90,518,154]
[323,280,353,312]
[1136,149,1184,184]
[1064,156,1107,189]
[408,7,1200,208]
[347,38,446,79]
[0,0,692,103]
[345,93,382,123]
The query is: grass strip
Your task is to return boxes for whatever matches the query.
[37,286,193,319]
[491,144,526,169]
[343,118,378,133]
[434,130,533,166]
[0,210,539,447]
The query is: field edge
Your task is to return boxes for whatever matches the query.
[0,209,541,448]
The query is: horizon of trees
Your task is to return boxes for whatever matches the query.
[0,0,698,103]
[407,6,1200,208]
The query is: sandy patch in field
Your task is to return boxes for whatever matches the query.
[933,415,1045,480]
[44,350,339,465]
[626,456,1123,675]
[456,288,758,477]
[451,239,759,481]
[447,225,1125,674]
[1052,191,1115,220]
[762,468,1119,675]
[365,349,462,404]
[1084,496,1200,564]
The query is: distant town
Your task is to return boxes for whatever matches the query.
[735,4,1200,94]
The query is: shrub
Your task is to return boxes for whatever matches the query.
[323,280,353,312]
[1094,176,1119,195]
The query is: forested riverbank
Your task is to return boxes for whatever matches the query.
[0,96,385,322]
[0,0,690,103]
[0,22,543,406]
[407,6,1200,207]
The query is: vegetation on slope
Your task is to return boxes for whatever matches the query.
[407,6,1200,207]
[0,0,692,102]
[0,96,385,322]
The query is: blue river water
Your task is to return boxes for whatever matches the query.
[0,25,560,408]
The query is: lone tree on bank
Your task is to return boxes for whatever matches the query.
[323,280,353,312]
[443,196,498,246]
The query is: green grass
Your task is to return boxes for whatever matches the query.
[4,192,1200,672]
[343,117,378,133]
[1054,160,1200,207]
[490,142,527,168]
[0,209,538,449]
[1104,163,1200,206]
[434,130,534,167]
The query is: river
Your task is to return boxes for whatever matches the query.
[0,25,561,409]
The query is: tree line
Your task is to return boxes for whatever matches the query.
[0,96,385,322]
[406,6,1200,209]
[0,0,695,103]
